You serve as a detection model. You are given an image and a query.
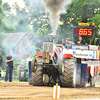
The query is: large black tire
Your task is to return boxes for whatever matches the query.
[29,73,36,85]
[31,56,44,86]
[19,59,27,81]
[43,74,49,86]
[61,58,77,87]
[32,66,44,86]
[31,58,37,73]
[59,59,64,74]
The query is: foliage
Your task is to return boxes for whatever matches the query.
[91,14,100,45]
[22,0,53,49]
[60,0,100,44]
[23,0,52,35]
[13,61,19,70]
[0,0,7,69]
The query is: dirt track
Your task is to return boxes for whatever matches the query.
[0,82,100,100]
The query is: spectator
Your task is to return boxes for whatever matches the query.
[77,36,86,45]
[5,51,14,82]
[0,55,3,80]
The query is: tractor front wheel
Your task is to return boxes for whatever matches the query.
[59,59,64,74]
[19,59,27,81]
[43,74,49,86]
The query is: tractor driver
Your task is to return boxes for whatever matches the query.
[65,38,74,49]
[65,38,71,49]
[77,36,86,45]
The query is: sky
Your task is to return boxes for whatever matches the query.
[2,0,25,8]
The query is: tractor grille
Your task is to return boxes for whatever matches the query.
[43,43,53,55]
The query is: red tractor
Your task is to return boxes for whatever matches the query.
[29,23,100,87]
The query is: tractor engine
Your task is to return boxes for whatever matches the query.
[42,43,54,64]
[30,42,65,86]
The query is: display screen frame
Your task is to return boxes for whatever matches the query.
[73,26,94,37]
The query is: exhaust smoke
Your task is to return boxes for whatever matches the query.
[43,0,72,36]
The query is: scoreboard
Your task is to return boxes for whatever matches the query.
[73,26,94,37]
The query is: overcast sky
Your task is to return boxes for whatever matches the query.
[2,0,25,8]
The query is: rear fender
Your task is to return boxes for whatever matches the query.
[53,47,59,58]
[38,52,43,57]
[55,47,59,56]
[63,54,72,59]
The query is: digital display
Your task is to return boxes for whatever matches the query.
[74,28,93,36]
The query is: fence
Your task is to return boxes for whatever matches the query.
[12,70,19,81]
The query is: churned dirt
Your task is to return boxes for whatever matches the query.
[0,82,100,100]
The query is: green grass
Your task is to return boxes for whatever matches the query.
[0,80,28,83]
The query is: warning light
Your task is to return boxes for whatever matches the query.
[71,25,73,28]
[95,26,97,29]
[92,23,95,26]
[78,23,90,27]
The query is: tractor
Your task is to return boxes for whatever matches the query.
[29,23,100,87]
[19,47,41,82]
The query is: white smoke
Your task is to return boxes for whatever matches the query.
[43,0,72,36]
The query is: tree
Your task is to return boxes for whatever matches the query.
[23,0,52,35]
[91,14,100,45]
[0,0,8,69]
[0,0,17,69]
[21,0,53,48]
[60,0,100,44]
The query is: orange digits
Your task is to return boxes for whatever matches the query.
[79,28,83,35]
[79,28,92,36]
[88,29,92,35]
[83,29,87,35]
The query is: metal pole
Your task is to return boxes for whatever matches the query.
[73,28,74,42]
[90,37,91,45]
[53,36,55,43]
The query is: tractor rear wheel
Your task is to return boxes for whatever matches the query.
[32,66,44,86]
[31,56,44,86]
[61,58,77,87]
[19,59,28,81]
